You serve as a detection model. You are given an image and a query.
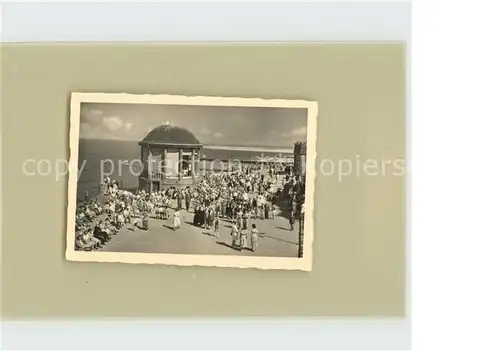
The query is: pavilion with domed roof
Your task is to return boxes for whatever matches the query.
[138,122,203,192]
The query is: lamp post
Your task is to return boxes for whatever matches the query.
[298,203,305,258]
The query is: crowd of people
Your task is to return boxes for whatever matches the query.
[74,164,305,252]
[188,164,304,250]
[75,179,132,250]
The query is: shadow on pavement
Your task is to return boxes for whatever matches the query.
[215,241,240,251]
[262,234,298,246]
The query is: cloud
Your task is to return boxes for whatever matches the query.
[197,126,225,141]
[102,116,123,131]
[281,126,307,138]
[291,126,307,136]
[80,122,92,133]
[199,126,212,135]
[81,107,103,127]
[80,107,128,139]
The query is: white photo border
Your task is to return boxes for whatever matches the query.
[66,93,318,272]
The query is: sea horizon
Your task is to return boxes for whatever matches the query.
[77,138,295,201]
[79,137,295,154]
[203,145,293,153]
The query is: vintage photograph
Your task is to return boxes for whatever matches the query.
[66,93,317,270]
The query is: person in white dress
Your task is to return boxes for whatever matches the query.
[173,210,181,230]
[250,224,259,252]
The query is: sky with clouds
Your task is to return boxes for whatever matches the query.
[80,103,308,148]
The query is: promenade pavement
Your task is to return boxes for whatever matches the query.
[100,208,299,257]
[100,172,300,257]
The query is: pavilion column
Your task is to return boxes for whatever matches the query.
[196,149,201,174]
[147,148,153,194]
[191,149,196,179]
[148,148,153,173]
[141,146,146,178]
[178,148,183,179]
[163,148,168,177]
[148,148,153,193]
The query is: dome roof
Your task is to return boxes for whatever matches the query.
[139,124,202,147]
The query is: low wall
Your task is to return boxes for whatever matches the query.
[199,158,293,172]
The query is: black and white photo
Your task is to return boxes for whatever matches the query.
[66,93,317,270]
